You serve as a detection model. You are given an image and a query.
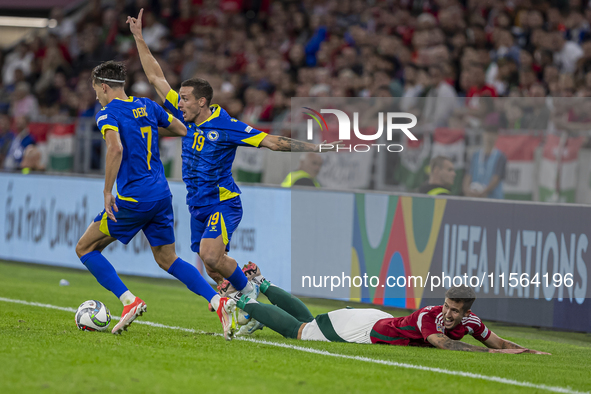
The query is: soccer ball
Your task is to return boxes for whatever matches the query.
[75,300,111,331]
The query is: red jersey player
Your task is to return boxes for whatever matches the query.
[220,263,549,354]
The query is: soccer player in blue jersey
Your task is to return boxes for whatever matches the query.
[128,10,339,310]
[75,61,234,336]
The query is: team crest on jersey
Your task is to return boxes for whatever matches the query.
[436,322,444,333]
[207,131,219,141]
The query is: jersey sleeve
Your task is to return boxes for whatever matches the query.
[464,313,491,341]
[96,109,120,139]
[163,89,184,121]
[149,99,173,128]
[224,119,267,147]
[417,309,440,340]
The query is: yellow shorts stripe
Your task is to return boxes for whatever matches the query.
[220,213,229,245]
[99,212,110,236]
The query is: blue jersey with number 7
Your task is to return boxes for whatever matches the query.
[95,96,174,203]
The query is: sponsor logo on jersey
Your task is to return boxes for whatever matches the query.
[208,131,219,141]
[97,114,108,122]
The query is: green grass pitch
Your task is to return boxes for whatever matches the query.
[0,260,590,394]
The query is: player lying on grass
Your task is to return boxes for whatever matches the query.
[223,264,550,354]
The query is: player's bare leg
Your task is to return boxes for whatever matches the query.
[76,221,145,335]
[200,235,241,278]
[151,243,178,271]
[200,235,260,301]
[75,221,117,257]
[204,263,225,284]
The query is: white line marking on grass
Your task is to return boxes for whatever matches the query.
[1,297,587,394]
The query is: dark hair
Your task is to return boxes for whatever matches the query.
[445,285,476,312]
[430,155,452,171]
[92,61,126,89]
[181,78,213,106]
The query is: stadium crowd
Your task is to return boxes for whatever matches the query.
[1,0,591,186]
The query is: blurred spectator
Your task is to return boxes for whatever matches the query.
[552,30,584,74]
[463,125,507,199]
[486,57,518,96]
[271,90,291,136]
[10,82,39,119]
[466,66,498,103]
[422,64,457,127]
[2,44,33,86]
[0,113,15,166]
[142,12,169,52]
[3,116,40,171]
[281,153,322,188]
[48,7,76,40]
[400,64,426,112]
[418,156,456,195]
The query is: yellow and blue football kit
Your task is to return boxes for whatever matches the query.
[93,96,175,246]
[163,89,267,253]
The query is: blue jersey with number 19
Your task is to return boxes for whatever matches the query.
[163,89,268,207]
[95,96,174,203]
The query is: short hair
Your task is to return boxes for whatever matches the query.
[181,78,214,106]
[430,156,451,171]
[92,61,126,89]
[445,285,476,312]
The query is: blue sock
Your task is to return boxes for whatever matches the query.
[227,264,248,291]
[80,251,128,298]
[167,258,217,301]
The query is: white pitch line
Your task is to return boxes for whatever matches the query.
[0,297,587,394]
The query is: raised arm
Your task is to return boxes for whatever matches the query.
[127,9,172,102]
[427,333,527,353]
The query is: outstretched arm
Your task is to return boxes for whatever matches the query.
[482,332,550,354]
[259,135,342,152]
[427,333,527,353]
[127,9,172,102]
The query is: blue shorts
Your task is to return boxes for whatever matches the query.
[94,196,175,247]
[189,197,243,253]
